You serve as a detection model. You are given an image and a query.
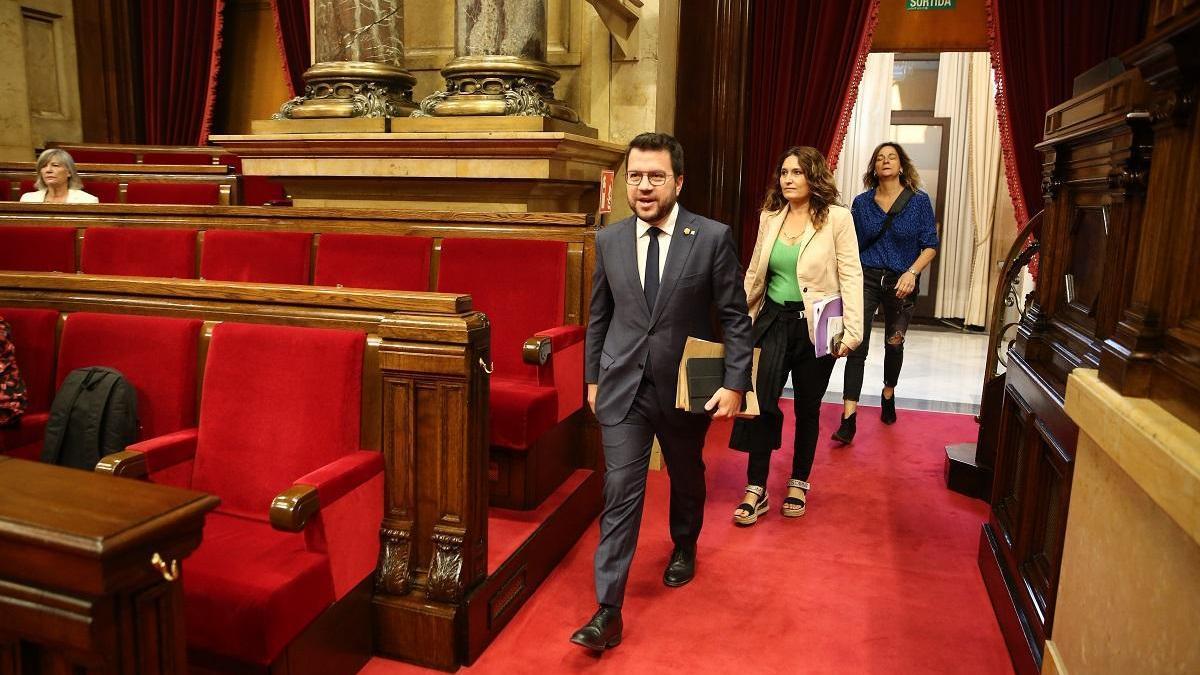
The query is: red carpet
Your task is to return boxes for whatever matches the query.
[361,404,1013,674]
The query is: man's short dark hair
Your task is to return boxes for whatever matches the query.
[625,132,685,177]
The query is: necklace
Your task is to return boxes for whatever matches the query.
[779,229,804,242]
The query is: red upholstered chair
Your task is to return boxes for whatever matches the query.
[200,230,312,284]
[126,182,221,206]
[240,175,288,206]
[4,312,202,466]
[140,151,218,165]
[81,181,120,203]
[109,322,382,671]
[18,180,35,195]
[81,227,197,278]
[0,226,76,272]
[314,234,432,291]
[438,237,584,508]
[0,308,58,456]
[67,150,138,163]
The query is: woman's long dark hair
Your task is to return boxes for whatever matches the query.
[759,146,839,229]
[862,141,921,191]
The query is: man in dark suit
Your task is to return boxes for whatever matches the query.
[570,132,753,651]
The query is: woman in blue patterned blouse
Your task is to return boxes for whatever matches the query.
[832,142,938,444]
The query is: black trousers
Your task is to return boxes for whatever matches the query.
[730,298,837,486]
[843,266,916,401]
[594,374,710,607]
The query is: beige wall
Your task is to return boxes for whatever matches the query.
[1049,370,1200,675]
[0,0,82,159]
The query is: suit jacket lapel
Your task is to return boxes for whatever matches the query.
[616,217,651,321]
[649,208,699,327]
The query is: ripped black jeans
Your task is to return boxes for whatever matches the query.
[842,266,915,401]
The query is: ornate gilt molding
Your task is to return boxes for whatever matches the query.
[275,61,417,120]
[376,526,413,595]
[414,56,579,122]
[427,531,466,603]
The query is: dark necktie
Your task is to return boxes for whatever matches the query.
[644,226,663,311]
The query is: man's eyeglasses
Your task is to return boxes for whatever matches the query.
[625,171,673,186]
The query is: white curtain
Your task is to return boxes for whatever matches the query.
[933,52,972,319]
[833,52,894,206]
[964,54,1001,326]
[933,52,1000,324]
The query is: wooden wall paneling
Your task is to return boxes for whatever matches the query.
[872,0,989,53]
[673,0,751,243]
[1103,10,1200,428]
[72,0,142,143]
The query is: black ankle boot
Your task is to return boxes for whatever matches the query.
[881,393,897,425]
[831,412,857,444]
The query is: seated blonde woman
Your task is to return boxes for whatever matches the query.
[19,149,99,204]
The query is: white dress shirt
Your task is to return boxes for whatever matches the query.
[635,202,679,289]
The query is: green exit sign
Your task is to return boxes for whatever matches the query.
[906,0,956,9]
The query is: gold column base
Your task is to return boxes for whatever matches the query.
[275,61,417,120]
[414,56,580,123]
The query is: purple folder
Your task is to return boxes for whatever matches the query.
[812,295,843,358]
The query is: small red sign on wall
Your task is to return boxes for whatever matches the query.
[599,170,615,214]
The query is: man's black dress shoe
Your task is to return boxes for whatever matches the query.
[663,546,696,587]
[570,606,623,651]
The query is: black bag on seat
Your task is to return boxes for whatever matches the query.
[41,366,139,470]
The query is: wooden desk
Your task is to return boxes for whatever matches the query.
[0,456,218,674]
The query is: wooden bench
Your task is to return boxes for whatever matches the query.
[0,271,599,670]
[43,142,287,204]
[0,202,601,510]
[0,162,239,205]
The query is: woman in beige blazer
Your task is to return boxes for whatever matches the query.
[729,146,863,525]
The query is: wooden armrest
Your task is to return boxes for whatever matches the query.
[270,484,320,532]
[95,450,147,478]
[523,335,552,365]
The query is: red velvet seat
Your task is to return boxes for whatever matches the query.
[0,226,76,272]
[0,308,58,456]
[119,322,382,668]
[126,182,221,206]
[67,150,138,164]
[314,233,432,291]
[81,227,197,278]
[200,230,312,284]
[438,238,583,447]
[140,151,218,165]
[81,181,120,203]
[4,312,202,463]
[18,180,34,196]
[241,175,288,206]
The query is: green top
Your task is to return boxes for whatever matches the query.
[766,235,805,303]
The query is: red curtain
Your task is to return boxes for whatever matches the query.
[988,0,1147,228]
[141,0,226,144]
[270,0,311,98]
[738,0,880,261]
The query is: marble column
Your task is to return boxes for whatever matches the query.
[275,0,416,119]
[415,0,578,122]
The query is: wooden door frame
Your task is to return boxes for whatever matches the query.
[888,112,951,320]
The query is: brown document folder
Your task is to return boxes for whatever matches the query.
[675,337,761,418]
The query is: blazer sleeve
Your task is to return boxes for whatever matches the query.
[742,211,769,312]
[713,225,754,392]
[584,234,613,384]
[832,209,865,351]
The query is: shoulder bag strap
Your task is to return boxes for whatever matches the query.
[859,188,914,256]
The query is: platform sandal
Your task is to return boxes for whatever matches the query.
[733,485,769,526]
[781,479,809,518]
